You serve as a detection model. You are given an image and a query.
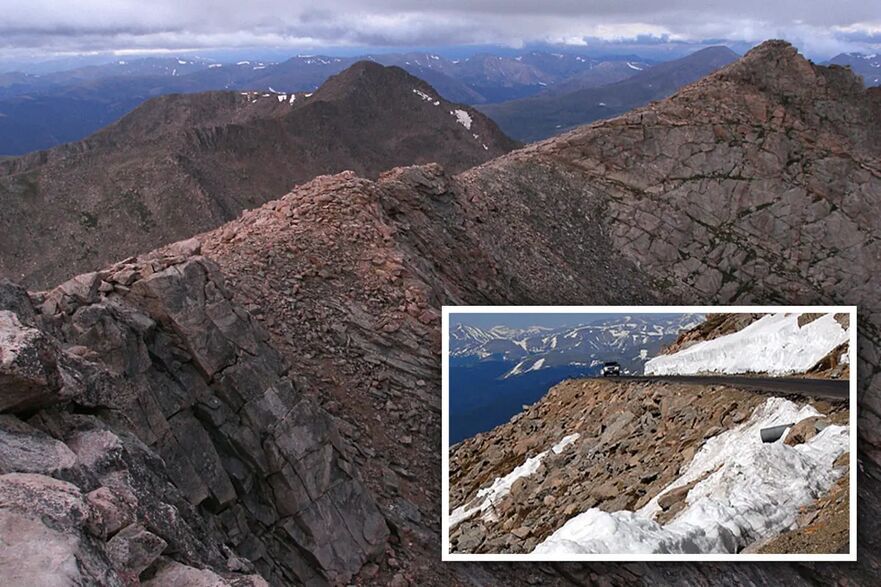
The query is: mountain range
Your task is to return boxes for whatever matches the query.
[479,46,739,141]
[0,61,517,288]
[3,48,879,157]
[0,50,651,155]
[0,40,880,586]
[451,314,703,376]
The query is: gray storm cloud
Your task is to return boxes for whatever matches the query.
[0,0,879,57]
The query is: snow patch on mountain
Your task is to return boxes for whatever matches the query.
[451,109,473,130]
[533,398,848,554]
[450,433,580,528]
[644,313,849,376]
[506,357,546,377]
[413,88,438,104]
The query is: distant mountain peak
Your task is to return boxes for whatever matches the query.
[319,59,400,87]
[312,60,443,104]
[825,51,881,87]
[718,39,865,98]
[687,45,739,59]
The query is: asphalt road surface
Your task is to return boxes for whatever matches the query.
[613,375,850,401]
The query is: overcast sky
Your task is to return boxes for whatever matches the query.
[2,0,879,61]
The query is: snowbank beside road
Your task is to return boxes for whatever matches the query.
[644,313,849,376]
[532,397,848,555]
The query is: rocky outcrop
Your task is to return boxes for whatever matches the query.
[0,247,387,585]
[0,309,65,412]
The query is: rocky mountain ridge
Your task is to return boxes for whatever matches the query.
[0,61,517,289]
[190,40,880,583]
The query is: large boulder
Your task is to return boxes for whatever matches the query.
[105,523,167,579]
[0,473,122,585]
[783,416,825,446]
[0,415,76,475]
[0,311,64,413]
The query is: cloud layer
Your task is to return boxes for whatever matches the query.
[2,0,879,58]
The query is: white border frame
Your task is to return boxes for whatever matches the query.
[441,305,858,562]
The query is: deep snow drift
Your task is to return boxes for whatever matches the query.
[532,398,848,555]
[644,313,849,376]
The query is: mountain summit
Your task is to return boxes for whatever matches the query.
[0,62,517,288]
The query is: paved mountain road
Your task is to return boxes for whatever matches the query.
[612,375,850,401]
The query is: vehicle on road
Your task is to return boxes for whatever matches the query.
[601,361,621,377]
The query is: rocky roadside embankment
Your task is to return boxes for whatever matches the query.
[449,378,849,555]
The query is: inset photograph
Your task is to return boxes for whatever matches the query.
[443,307,856,561]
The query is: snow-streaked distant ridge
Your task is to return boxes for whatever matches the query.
[644,313,848,376]
[451,314,703,376]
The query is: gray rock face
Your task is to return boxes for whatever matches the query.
[105,523,167,579]
[0,250,387,584]
[0,415,76,475]
[0,310,64,412]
